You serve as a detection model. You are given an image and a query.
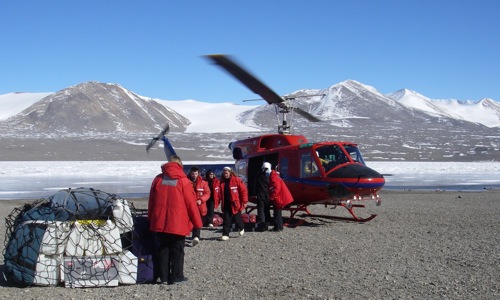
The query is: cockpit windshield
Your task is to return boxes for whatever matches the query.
[344,144,365,165]
[314,144,366,173]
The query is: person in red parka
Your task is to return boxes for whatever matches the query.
[267,162,294,231]
[148,155,202,285]
[188,166,210,246]
[204,169,220,228]
[219,166,248,241]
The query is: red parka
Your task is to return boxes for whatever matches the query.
[192,176,210,216]
[207,177,221,209]
[269,170,294,209]
[148,162,203,236]
[220,175,248,214]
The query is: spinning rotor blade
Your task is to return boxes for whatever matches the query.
[206,54,322,123]
[146,123,170,153]
[293,106,322,122]
[205,54,284,105]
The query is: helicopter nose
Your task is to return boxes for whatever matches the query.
[327,164,385,189]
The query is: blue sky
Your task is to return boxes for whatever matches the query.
[1,0,499,103]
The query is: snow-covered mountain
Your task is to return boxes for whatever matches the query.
[234,80,498,133]
[1,82,190,135]
[0,80,498,162]
[387,89,500,128]
[0,92,52,120]
[1,80,498,130]
[149,99,259,133]
[0,84,260,134]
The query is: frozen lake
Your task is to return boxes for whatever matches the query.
[0,161,499,200]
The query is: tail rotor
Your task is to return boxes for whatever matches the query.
[146,124,170,153]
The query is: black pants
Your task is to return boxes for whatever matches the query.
[256,193,271,224]
[205,198,215,226]
[222,209,244,236]
[157,232,185,283]
[273,208,283,230]
[192,227,201,239]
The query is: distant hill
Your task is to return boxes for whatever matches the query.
[0,80,498,161]
[0,82,190,135]
[387,88,500,128]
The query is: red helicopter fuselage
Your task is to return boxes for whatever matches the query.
[155,54,386,221]
[229,133,385,206]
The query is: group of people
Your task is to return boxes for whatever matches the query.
[148,157,293,285]
[187,164,249,242]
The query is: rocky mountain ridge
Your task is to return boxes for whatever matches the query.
[0,81,498,162]
[1,82,190,135]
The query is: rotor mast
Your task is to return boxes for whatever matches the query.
[276,99,294,134]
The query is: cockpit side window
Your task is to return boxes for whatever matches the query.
[280,157,289,178]
[301,153,319,178]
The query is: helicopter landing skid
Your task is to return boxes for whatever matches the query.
[284,203,377,226]
[307,212,378,223]
[338,203,378,222]
[246,202,377,228]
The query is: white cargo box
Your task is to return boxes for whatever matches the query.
[65,220,122,256]
[40,221,71,255]
[63,255,119,288]
[114,250,138,284]
[33,254,62,286]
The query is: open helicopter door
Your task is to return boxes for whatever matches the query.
[247,154,279,198]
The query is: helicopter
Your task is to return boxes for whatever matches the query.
[147,54,385,222]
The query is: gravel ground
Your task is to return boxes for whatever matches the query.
[0,189,499,299]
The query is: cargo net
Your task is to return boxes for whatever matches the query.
[2,188,156,287]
